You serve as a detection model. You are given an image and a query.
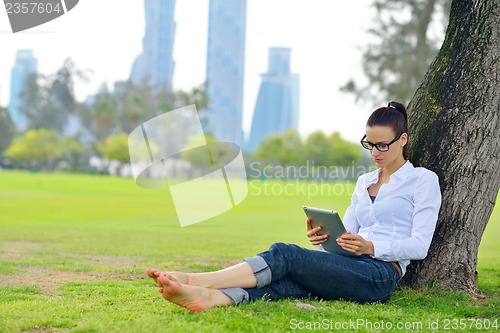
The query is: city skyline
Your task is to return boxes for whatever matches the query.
[0,0,374,143]
[4,0,298,152]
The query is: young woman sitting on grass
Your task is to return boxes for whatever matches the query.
[146,101,442,312]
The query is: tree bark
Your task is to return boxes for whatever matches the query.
[404,0,500,293]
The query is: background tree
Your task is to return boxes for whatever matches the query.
[254,130,305,166]
[20,58,87,133]
[78,84,117,141]
[0,106,15,154]
[80,81,207,143]
[4,129,70,169]
[116,81,159,133]
[253,134,286,164]
[326,132,364,167]
[59,137,84,171]
[304,131,331,166]
[404,0,499,294]
[254,130,364,168]
[305,131,363,167]
[170,83,208,112]
[96,133,130,163]
[341,0,451,104]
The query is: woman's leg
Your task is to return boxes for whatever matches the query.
[149,242,399,306]
[147,262,258,289]
[250,242,400,303]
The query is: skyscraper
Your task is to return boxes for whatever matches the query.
[8,50,37,131]
[130,0,176,92]
[246,47,300,152]
[203,0,247,145]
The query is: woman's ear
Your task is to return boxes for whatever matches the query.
[401,133,408,146]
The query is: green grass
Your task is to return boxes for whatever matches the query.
[0,171,498,332]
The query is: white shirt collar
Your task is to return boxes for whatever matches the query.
[366,160,414,184]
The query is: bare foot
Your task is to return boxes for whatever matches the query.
[157,274,232,312]
[146,268,161,283]
[146,268,192,285]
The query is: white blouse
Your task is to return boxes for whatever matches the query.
[343,160,442,276]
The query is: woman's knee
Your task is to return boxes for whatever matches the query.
[269,242,302,255]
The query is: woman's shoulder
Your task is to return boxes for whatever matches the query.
[409,163,440,184]
[407,163,442,198]
[411,164,437,176]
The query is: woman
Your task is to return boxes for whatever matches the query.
[146,101,442,312]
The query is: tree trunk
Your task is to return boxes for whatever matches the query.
[404,0,500,293]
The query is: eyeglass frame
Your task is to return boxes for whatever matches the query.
[360,133,403,152]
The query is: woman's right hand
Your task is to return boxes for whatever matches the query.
[306,217,328,245]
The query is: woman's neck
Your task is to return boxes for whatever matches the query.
[380,157,407,179]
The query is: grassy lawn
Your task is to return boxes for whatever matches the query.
[0,171,498,332]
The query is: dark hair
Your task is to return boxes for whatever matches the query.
[366,101,409,160]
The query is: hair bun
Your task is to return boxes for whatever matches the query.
[388,101,407,122]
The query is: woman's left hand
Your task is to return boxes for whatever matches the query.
[336,232,374,256]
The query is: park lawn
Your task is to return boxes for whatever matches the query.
[0,171,498,333]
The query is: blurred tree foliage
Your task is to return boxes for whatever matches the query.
[79,81,208,143]
[19,58,88,132]
[0,106,15,154]
[4,129,81,169]
[78,84,117,141]
[4,57,207,172]
[254,130,305,166]
[96,132,130,163]
[254,130,363,167]
[341,0,451,104]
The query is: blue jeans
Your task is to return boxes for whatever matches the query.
[220,242,400,304]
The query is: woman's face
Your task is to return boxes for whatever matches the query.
[365,126,407,169]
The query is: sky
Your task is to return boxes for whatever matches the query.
[0,0,376,143]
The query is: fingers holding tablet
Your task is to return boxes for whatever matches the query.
[303,206,351,255]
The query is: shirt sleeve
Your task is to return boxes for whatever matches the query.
[343,177,362,234]
[314,244,325,251]
[372,171,441,261]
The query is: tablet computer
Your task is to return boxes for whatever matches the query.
[303,206,350,255]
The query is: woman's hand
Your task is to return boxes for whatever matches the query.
[306,218,328,246]
[336,232,374,256]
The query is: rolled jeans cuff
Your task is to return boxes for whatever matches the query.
[243,255,272,288]
[220,288,249,305]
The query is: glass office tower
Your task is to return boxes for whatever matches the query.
[247,47,300,152]
[8,50,38,131]
[203,0,247,145]
[130,0,176,92]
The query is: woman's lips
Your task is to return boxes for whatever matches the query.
[374,159,383,163]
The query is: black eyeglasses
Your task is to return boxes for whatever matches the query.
[360,133,402,152]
